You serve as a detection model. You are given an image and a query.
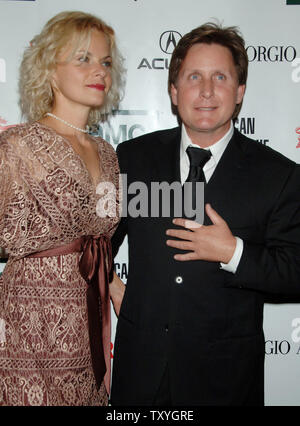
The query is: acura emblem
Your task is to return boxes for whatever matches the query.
[159,31,182,54]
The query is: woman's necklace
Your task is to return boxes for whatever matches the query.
[45,112,89,133]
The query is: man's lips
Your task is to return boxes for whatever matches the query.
[195,107,217,111]
[87,84,105,91]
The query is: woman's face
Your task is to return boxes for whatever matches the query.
[51,29,112,112]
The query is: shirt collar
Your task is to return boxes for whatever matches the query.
[181,121,234,166]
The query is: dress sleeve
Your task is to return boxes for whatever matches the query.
[96,139,122,239]
[111,142,128,257]
[0,127,51,257]
[107,142,122,239]
[0,133,13,250]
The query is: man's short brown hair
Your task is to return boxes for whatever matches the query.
[168,22,248,119]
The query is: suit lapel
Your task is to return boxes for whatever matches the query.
[207,129,247,188]
[152,127,181,184]
[204,129,249,225]
[145,127,181,221]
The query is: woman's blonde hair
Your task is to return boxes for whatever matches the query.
[19,11,125,125]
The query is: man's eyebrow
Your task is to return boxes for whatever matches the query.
[181,68,201,74]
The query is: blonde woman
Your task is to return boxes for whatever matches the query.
[0,11,125,406]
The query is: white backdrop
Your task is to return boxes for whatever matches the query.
[0,0,299,406]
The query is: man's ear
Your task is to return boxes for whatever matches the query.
[170,83,178,106]
[236,84,246,105]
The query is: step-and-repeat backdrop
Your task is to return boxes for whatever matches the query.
[0,0,299,406]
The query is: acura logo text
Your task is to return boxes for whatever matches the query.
[137,30,182,70]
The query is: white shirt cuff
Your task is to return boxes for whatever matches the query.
[220,237,244,274]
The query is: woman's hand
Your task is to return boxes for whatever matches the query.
[109,271,125,317]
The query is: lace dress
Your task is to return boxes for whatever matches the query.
[0,122,120,406]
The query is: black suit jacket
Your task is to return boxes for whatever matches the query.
[111,127,300,406]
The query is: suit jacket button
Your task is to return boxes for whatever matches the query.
[175,276,183,284]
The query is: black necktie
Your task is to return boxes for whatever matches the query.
[183,146,212,219]
[186,146,212,184]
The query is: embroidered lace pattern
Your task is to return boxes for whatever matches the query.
[0,122,120,406]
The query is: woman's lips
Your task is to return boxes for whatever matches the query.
[87,84,105,91]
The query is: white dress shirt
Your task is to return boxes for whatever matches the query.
[180,122,243,274]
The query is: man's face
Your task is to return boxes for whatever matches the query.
[170,43,245,146]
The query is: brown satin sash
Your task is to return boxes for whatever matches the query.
[27,235,112,394]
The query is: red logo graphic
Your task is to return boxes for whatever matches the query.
[0,116,18,132]
[110,342,114,359]
[296,127,300,148]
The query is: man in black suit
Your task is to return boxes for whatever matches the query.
[110,23,300,406]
